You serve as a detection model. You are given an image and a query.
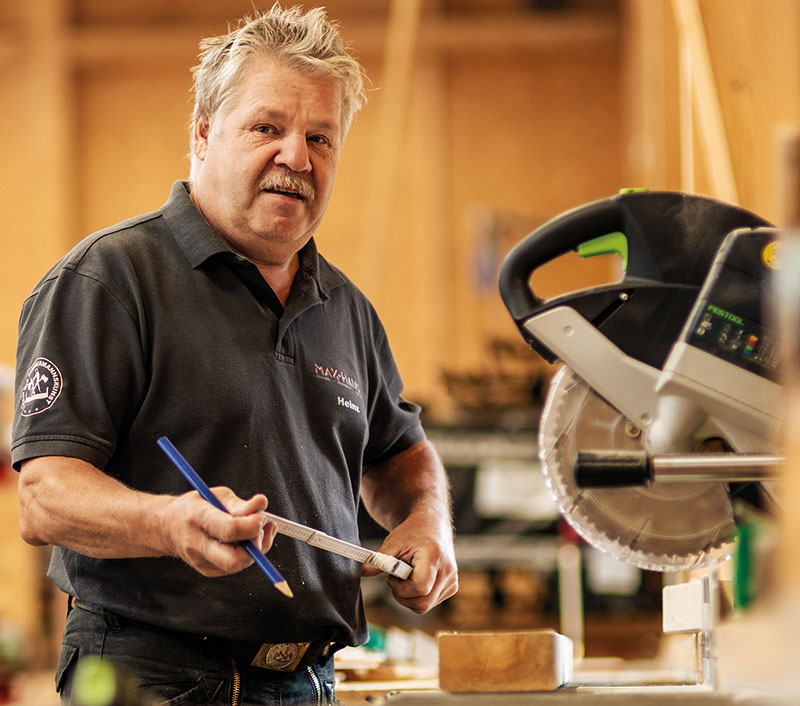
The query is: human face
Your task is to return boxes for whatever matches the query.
[190,55,343,266]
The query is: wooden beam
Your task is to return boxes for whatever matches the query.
[415,11,618,55]
[358,0,422,296]
[67,24,203,65]
[64,10,618,66]
[672,0,739,203]
[678,26,695,192]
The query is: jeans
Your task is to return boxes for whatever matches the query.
[57,603,342,705]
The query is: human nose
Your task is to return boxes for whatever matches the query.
[274,132,311,172]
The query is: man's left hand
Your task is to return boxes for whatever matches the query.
[362,511,458,614]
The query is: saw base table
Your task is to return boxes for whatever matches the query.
[380,686,794,706]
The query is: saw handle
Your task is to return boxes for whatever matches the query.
[575,450,781,487]
[498,196,628,324]
[574,451,651,488]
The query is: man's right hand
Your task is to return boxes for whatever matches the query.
[18,456,276,577]
[158,487,277,576]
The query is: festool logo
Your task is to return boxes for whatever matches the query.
[707,304,743,326]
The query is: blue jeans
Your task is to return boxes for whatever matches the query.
[57,603,342,705]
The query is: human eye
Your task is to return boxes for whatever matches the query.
[308,134,337,151]
[253,124,277,135]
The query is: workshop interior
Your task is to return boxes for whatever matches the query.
[1,0,799,704]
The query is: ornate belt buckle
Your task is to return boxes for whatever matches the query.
[251,641,310,671]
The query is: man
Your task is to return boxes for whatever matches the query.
[13,5,458,705]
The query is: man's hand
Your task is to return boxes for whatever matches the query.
[18,456,277,577]
[158,487,277,577]
[362,510,458,614]
[361,439,459,614]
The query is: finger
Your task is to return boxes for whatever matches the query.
[361,564,383,578]
[393,576,458,614]
[198,509,261,545]
[184,535,255,577]
[209,487,268,516]
[255,522,278,552]
[229,493,268,517]
[389,559,435,596]
[387,561,459,613]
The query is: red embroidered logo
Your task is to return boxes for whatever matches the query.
[314,364,361,396]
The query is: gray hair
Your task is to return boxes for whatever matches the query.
[189,3,367,168]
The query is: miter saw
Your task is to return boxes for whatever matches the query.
[498,190,783,574]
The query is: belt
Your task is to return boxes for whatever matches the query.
[71,599,336,672]
[201,634,335,672]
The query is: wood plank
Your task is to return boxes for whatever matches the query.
[358,0,422,296]
[437,630,573,692]
[671,0,739,203]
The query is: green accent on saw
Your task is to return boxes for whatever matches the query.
[618,187,649,194]
[733,522,754,609]
[577,231,629,270]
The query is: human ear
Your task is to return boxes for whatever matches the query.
[192,115,211,162]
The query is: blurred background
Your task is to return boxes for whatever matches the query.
[0,0,798,697]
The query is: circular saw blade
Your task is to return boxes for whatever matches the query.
[539,366,736,572]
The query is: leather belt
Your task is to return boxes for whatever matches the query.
[198,633,334,672]
[250,641,330,671]
[71,599,335,672]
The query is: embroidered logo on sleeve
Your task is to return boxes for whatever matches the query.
[20,358,63,416]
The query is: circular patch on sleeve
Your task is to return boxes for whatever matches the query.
[20,358,63,416]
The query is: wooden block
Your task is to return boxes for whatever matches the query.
[437,629,573,693]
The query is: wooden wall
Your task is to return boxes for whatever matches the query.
[0,0,624,661]
[624,0,800,222]
[2,0,798,665]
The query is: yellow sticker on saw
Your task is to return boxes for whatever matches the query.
[762,240,782,269]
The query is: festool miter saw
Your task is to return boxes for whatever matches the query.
[499,190,783,573]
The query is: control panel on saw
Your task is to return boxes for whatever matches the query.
[684,228,782,382]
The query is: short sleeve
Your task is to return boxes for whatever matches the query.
[12,267,147,471]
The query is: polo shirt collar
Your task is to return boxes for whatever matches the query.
[160,180,346,297]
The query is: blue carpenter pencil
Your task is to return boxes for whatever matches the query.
[156,436,293,598]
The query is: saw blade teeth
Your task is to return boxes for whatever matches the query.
[537,365,736,572]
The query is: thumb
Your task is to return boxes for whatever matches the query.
[361,562,383,578]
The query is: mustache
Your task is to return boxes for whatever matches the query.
[260,172,315,200]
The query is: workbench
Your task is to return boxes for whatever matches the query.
[364,686,795,705]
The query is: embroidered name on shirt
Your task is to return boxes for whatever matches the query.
[338,397,360,413]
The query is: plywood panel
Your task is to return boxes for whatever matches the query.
[76,64,194,238]
[449,47,624,372]
[699,0,800,221]
[627,0,800,219]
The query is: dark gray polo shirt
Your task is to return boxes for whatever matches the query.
[12,180,424,646]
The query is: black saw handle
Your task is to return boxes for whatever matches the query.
[498,195,650,322]
[498,191,772,366]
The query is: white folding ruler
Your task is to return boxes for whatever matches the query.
[262,512,413,580]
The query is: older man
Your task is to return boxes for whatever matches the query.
[13,6,457,705]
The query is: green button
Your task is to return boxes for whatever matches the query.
[577,231,628,270]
